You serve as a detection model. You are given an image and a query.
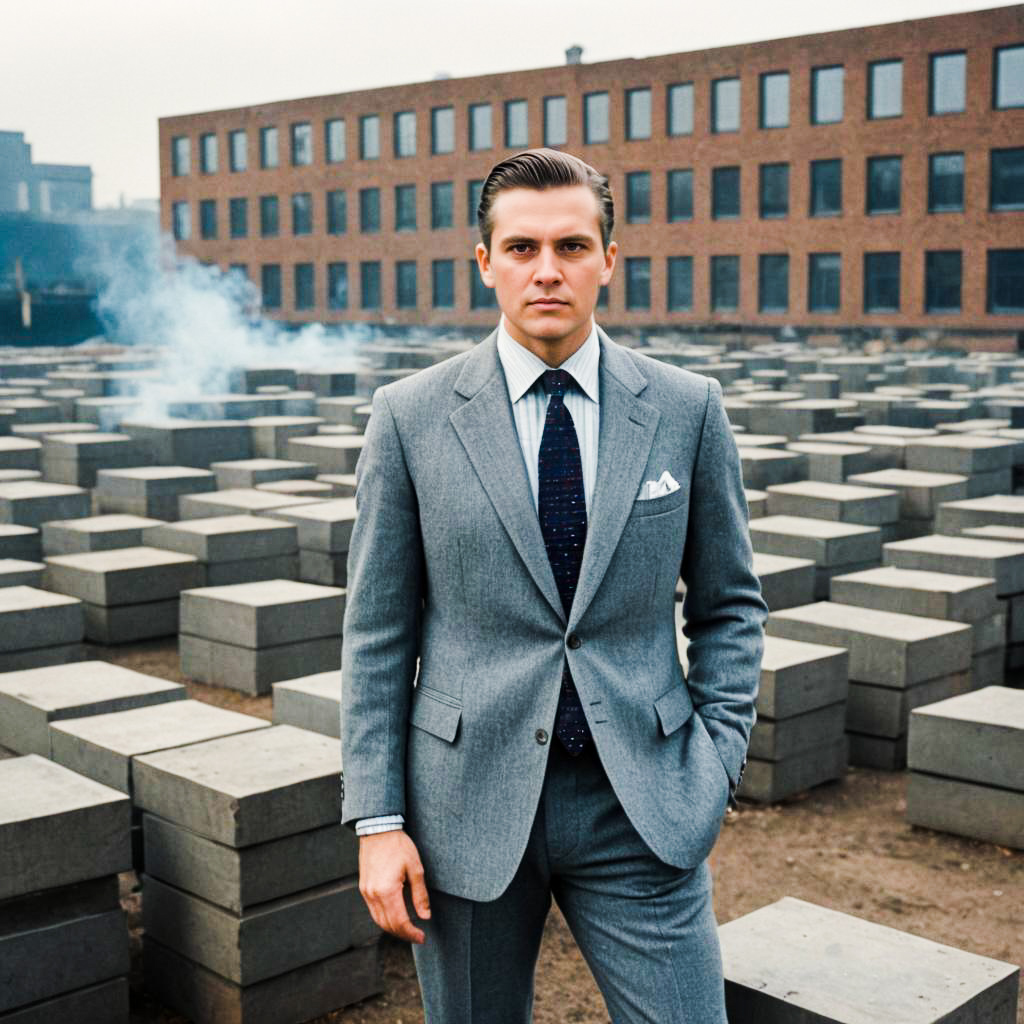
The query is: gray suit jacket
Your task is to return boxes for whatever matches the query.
[341,326,768,901]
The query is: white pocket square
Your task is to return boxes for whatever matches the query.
[637,470,681,501]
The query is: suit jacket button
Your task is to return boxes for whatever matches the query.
[567,633,581,649]
[535,729,549,745]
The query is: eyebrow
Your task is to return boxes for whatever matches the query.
[501,234,594,246]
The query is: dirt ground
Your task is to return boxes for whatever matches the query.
[12,638,1022,1023]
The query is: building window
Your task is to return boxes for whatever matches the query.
[228,263,248,282]
[261,264,281,309]
[867,156,901,214]
[229,131,247,172]
[990,147,1024,211]
[431,106,455,154]
[393,111,416,158]
[711,255,739,312]
[359,115,380,159]
[199,199,217,239]
[431,182,454,229]
[625,171,651,223]
[810,159,842,216]
[396,261,417,309]
[625,258,650,311]
[759,163,789,219]
[229,198,247,239]
[505,99,528,148]
[395,184,417,231]
[172,200,190,240]
[759,254,789,312]
[712,77,740,132]
[469,103,492,150]
[291,192,313,235]
[667,82,694,136]
[325,118,345,163]
[811,65,844,124]
[808,253,841,313]
[468,179,484,227]
[470,260,498,309]
[988,250,1024,313]
[626,88,652,140]
[864,252,901,313]
[930,52,966,115]
[544,96,567,146]
[260,126,279,169]
[294,263,315,311]
[199,133,217,174]
[171,136,190,176]
[760,72,789,129]
[868,60,903,119]
[667,256,693,312]
[359,188,380,233]
[326,189,347,234]
[432,259,455,308]
[327,262,348,310]
[712,166,740,219]
[994,44,1024,109]
[259,195,279,237]
[290,122,312,166]
[583,92,610,144]
[928,153,965,213]
[925,251,962,313]
[360,261,381,310]
[667,169,693,222]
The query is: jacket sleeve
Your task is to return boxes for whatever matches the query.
[340,385,424,830]
[679,375,768,793]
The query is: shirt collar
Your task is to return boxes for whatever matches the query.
[495,315,601,405]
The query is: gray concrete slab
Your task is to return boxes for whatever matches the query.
[0,480,91,528]
[737,448,808,490]
[0,642,86,674]
[206,554,300,587]
[749,516,882,567]
[0,559,44,588]
[747,702,847,761]
[142,515,297,562]
[906,771,1024,850]
[905,434,1018,475]
[44,546,204,606]
[295,369,358,397]
[0,438,41,472]
[0,524,40,561]
[745,489,768,518]
[972,646,1005,688]
[247,416,325,460]
[285,435,365,475]
[0,756,130,900]
[211,458,318,489]
[736,737,847,804]
[0,661,185,757]
[752,553,816,610]
[81,597,181,644]
[0,978,129,1024]
[271,671,341,737]
[936,494,1024,536]
[847,672,969,739]
[296,549,347,586]
[315,473,357,498]
[256,479,335,499]
[782,442,877,484]
[847,730,908,769]
[764,481,900,525]
[719,896,1020,1023]
[179,488,322,520]
[883,533,1024,596]
[49,700,270,795]
[0,586,83,652]
[122,418,252,467]
[264,498,357,553]
[41,514,165,555]
[964,467,1014,498]
[96,465,216,500]
[756,635,849,719]
[315,396,366,426]
[143,814,357,913]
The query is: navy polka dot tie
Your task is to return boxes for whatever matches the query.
[538,369,591,756]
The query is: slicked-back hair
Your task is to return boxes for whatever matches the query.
[477,148,614,253]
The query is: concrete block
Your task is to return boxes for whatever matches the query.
[847,730,908,769]
[757,636,849,719]
[0,438,41,471]
[285,434,365,475]
[178,488,321,520]
[0,481,90,528]
[143,515,297,562]
[0,586,83,651]
[95,466,216,523]
[81,597,181,643]
[783,442,876,484]
[0,758,130,900]
[0,559,44,588]
[965,467,1014,498]
[41,514,165,556]
[143,814,357,913]
[49,699,270,795]
[256,479,335,499]
[271,671,341,737]
[205,554,299,587]
[765,480,900,526]
[211,458,318,490]
[264,498,357,553]
[295,369,358,397]
[247,416,324,460]
[747,702,846,761]
[737,448,808,489]
[122,418,251,467]
[0,469,41,484]
[0,978,128,1024]
[296,549,347,586]
[966,524,1024,545]
[0,661,185,757]
[0,525,40,561]
[316,473,357,498]
[44,547,204,606]
[906,434,1017,475]
[749,516,882,567]
[745,489,768,518]
[766,602,971,687]
[720,896,1020,1023]
[737,736,847,804]
[907,772,1024,850]
[0,642,86,674]
[847,672,969,739]
[936,494,1024,536]
[39,433,141,488]
[972,646,1005,688]
[883,533,1024,596]
[315,396,365,426]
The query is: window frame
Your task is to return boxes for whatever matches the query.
[929,51,967,116]
[759,71,790,129]
[868,59,903,120]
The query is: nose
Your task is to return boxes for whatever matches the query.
[532,244,562,286]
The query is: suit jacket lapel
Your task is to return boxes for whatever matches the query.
[450,330,565,622]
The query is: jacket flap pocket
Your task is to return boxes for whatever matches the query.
[654,685,695,736]
[410,687,462,743]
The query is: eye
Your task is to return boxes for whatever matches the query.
[562,242,585,252]
[509,243,534,255]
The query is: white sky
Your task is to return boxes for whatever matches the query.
[2,0,1019,207]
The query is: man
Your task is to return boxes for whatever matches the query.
[341,148,768,1022]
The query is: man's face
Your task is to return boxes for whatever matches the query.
[475,185,617,352]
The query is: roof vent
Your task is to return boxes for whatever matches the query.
[565,45,583,65]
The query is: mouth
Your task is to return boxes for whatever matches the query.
[530,299,568,308]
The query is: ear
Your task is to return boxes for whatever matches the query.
[475,242,495,287]
[600,241,618,286]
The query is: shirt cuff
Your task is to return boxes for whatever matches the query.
[355,814,405,836]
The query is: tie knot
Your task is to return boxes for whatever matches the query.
[542,369,574,398]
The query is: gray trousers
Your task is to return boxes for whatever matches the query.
[411,738,729,1023]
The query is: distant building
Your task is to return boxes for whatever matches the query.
[0,131,92,215]
[160,5,1024,334]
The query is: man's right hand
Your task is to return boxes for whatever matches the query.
[358,829,431,944]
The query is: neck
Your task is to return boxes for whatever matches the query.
[503,315,593,368]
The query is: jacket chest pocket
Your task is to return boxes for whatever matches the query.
[409,685,463,743]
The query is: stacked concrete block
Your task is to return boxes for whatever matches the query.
[935,494,1024,536]
[296,368,358,397]
[767,601,972,768]
[907,686,1024,849]
[39,432,141,488]
[44,547,204,644]
[315,396,366,427]
[143,515,299,586]
[255,478,336,500]
[210,458,318,490]
[0,585,85,671]
[747,398,856,439]
[799,430,908,469]
[905,434,1018,498]
[749,515,882,600]
[737,447,808,490]
[74,396,144,430]
[0,558,44,588]
[737,635,849,803]
[286,434,365,475]
[179,580,345,695]
[782,441,877,484]
[720,896,1019,1023]
[744,489,768,518]
[39,388,87,421]
[751,553,815,611]
[846,468,969,538]
[0,468,41,485]
[764,480,901,542]
[351,404,372,432]
[2,397,60,424]
[0,661,185,756]
[135,725,380,1023]
[12,420,98,440]
[0,755,132,1022]
[247,416,324,459]
[271,671,340,736]
[831,565,1004,689]
[95,466,217,521]
[178,487,322,520]
[0,480,91,528]
[266,498,357,586]
[122,418,251,467]
[0,524,41,563]
[42,513,165,555]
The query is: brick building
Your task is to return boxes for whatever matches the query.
[159,5,1024,334]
